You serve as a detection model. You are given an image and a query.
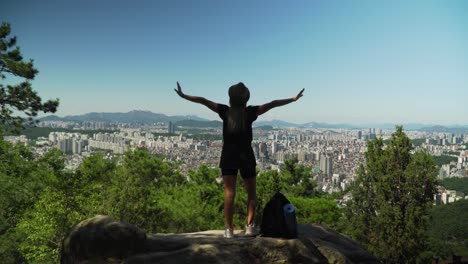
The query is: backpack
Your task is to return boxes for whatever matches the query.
[260,192,298,239]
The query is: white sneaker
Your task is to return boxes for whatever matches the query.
[245,224,259,236]
[224,228,234,238]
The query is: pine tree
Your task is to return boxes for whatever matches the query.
[0,22,59,133]
[345,126,438,263]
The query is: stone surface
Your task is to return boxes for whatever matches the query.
[60,215,147,264]
[61,216,380,264]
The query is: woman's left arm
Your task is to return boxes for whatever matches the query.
[257,88,304,116]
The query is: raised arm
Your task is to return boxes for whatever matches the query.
[174,82,218,113]
[257,88,304,116]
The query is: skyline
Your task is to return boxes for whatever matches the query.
[38,109,468,130]
[2,0,468,125]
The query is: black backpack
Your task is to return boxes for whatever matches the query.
[260,192,298,239]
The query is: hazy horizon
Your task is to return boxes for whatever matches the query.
[2,0,468,126]
[39,109,468,128]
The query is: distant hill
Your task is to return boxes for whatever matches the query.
[254,125,274,131]
[255,120,358,129]
[300,121,358,129]
[39,110,209,124]
[175,119,222,128]
[255,119,300,128]
[418,125,468,134]
[39,115,64,121]
[38,111,468,131]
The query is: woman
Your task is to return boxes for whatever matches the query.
[174,82,304,238]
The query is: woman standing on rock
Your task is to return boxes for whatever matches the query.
[175,82,304,238]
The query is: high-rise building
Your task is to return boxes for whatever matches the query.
[252,143,259,157]
[258,142,269,162]
[259,142,268,154]
[320,154,333,176]
[271,142,279,154]
[275,150,285,162]
[168,122,176,134]
[298,150,308,162]
[58,138,74,154]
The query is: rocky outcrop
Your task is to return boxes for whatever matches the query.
[60,215,147,263]
[61,215,379,264]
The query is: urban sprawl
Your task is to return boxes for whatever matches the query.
[5,120,468,206]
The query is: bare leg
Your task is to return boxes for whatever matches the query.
[243,177,257,225]
[223,175,237,230]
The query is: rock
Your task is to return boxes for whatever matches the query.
[60,215,147,264]
[298,224,380,264]
[61,216,379,264]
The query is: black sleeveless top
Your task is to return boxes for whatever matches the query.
[217,104,259,169]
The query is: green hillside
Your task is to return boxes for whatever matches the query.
[440,177,468,194]
[427,200,468,259]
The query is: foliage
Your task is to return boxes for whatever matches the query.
[153,165,225,232]
[0,138,56,263]
[411,138,426,147]
[0,22,59,133]
[440,177,468,195]
[344,126,438,263]
[289,197,341,229]
[0,131,336,263]
[17,187,80,263]
[101,148,185,232]
[278,158,320,198]
[427,199,468,259]
[1,133,336,263]
[432,155,458,167]
[255,159,330,227]
[5,123,460,264]
[14,148,90,263]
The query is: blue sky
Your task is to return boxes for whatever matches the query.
[2,0,467,125]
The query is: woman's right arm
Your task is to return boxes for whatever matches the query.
[257,88,304,116]
[174,82,218,113]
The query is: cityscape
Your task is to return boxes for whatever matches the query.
[3,1,468,262]
[6,115,468,206]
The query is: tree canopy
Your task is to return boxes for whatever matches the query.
[0,138,341,263]
[2,124,466,263]
[0,22,59,133]
[440,177,468,195]
[427,199,468,259]
[344,126,438,263]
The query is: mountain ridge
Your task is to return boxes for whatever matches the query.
[39,110,209,124]
[38,111,468,132]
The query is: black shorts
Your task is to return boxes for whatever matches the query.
[221,166,256,179]
[219,144,256,179]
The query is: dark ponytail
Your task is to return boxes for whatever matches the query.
[227,82,250,133]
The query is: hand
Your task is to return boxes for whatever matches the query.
[174,82,185,98]
[293,88,305,101]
